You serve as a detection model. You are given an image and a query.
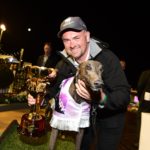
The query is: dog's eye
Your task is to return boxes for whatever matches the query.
[86,64,92,70]
[100,68,103,73]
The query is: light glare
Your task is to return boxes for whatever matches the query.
[0,24,6,31]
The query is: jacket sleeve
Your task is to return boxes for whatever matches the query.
[98,50,131,111]
[45,59,76,99]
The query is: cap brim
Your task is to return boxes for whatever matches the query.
[57,28,83,38]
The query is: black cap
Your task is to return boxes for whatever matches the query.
[57,16,87,37]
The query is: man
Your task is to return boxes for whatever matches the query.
[52,16,130,150]
[35,42,60,107]
[36,42,60,68]
[28,16,131,150]
[120,58,126,70]
[136,69,150,148]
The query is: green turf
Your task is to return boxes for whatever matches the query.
[0,121,75,150]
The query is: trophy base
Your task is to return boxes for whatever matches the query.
[17,113,47,138]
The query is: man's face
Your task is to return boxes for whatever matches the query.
[44,44,51,55]
[120,60,126,70]
[62,30,90,62]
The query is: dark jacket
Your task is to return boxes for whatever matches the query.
[137,70,150,100]
[36,53,61,68]
[47,38,131,128]
[137,70,150,112]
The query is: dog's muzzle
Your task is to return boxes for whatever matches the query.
[90,80,103,91]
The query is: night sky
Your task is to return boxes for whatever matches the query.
[0,1,149,88]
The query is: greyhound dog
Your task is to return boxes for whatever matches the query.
[48,60,103,150]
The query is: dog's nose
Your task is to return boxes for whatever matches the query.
[94,80,103,88]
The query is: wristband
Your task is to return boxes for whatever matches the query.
[98,95,107,108]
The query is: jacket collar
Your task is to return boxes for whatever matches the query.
[59,38,102,63]
[89,38,102,59]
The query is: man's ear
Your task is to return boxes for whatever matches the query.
[86,31,90,42]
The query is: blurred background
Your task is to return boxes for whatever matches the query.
[0,0,149,88]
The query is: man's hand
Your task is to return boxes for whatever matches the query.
[75,79,92,101]
[27,94,36,106]
[75,79,106,102]
[48,68,58,78]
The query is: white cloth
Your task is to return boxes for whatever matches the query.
[50,77,91,132]
[139,112,150,150]
[144,92,150,101]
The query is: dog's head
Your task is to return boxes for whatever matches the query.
[76,60,103,92]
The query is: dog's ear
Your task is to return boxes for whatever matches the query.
[75,66,84,82]
[75,67,87,84]
[75,67,80,80]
